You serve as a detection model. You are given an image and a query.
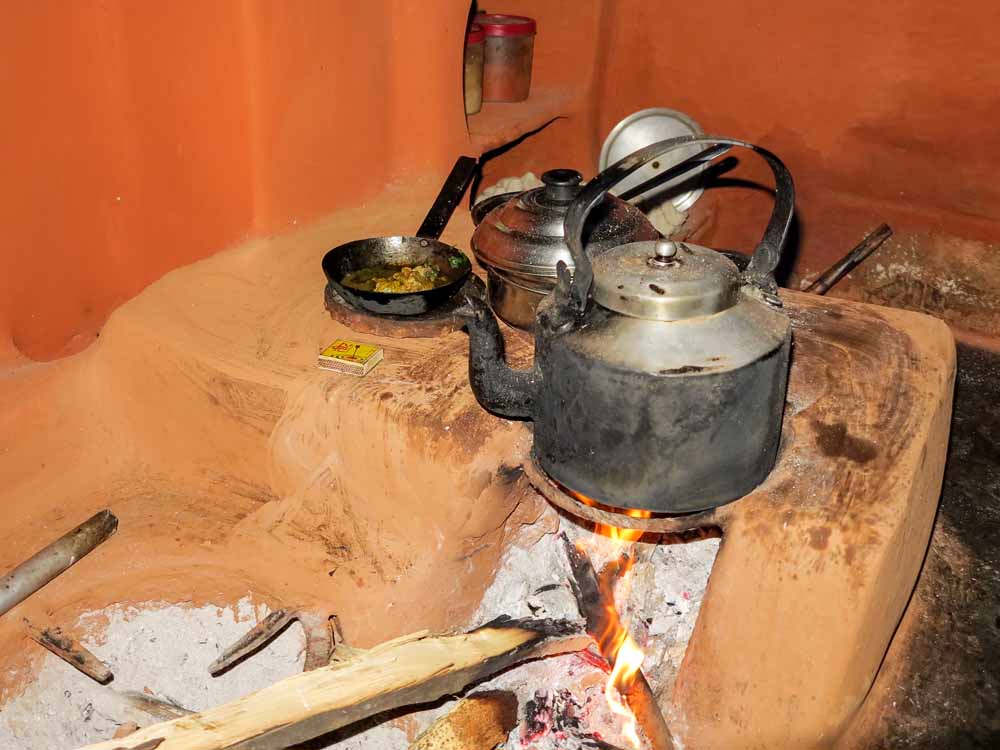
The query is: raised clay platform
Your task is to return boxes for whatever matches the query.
[0,184,954,749]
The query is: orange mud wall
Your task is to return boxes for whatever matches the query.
[3,0,999,361]
[493,0,1000,270]
[589,1,1000,274]
[0,1,470,362]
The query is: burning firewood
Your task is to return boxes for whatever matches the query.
[78,617,590,750]
[561,533,676,750]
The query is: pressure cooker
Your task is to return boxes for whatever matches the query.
[471,169,659,330]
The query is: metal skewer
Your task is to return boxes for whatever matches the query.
[803,223,893,294]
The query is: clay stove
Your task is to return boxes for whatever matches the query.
[0,171,957,750]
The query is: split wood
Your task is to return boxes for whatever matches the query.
[80,617,590,750]
[408,690,517,750]
[24,618,113,684]
[561,533,676,750]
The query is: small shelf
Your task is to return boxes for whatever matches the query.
[467,87,575,153]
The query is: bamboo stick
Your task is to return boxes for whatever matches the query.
[0,510,118,617]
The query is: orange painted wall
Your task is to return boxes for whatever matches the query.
[591,0,1000,266]
[3,0,999,360]
[0,0,469,361]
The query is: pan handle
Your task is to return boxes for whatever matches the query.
[416,156,479,240]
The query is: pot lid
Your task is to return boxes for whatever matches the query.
[472,169,659,277]
[599,108,707,211]
[592,240,741,321]
[474,14,537,36]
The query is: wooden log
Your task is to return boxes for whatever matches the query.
[81,617,589,750]
[24,618,113,684]
[409,691,517,750]
[561,535,675,750]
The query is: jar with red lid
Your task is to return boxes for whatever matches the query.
[475,14,537,102]
[464,24,485,114]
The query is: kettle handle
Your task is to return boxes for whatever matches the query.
[563,135,795,312]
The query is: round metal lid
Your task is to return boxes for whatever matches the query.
[472,169,658,277]
[598,108,707,210]
[592,240,741,320]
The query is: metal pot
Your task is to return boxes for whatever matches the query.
[471,169,659,330]
[462,135,795,514]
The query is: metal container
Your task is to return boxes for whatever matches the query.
[471,169,658,330]
[463,135,795,514]
[599,108,707,210]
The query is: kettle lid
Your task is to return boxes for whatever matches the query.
[592,240,741,321]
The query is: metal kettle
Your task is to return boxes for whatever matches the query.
[463,136,795,514]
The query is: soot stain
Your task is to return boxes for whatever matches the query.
[811,419,878,463]
[496,463,523,484]
[808,526,831,550]
[659,365,705,374]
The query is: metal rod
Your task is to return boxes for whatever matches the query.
[804,223,893,294]
[0,509,118,617]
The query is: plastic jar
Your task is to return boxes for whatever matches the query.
[464,24,485,115]
[476,14,537,102]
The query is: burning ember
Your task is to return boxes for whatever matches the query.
[471,492,715,750]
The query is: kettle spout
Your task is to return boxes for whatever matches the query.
[461,293,537,419]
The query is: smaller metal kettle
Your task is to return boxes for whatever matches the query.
[464,136,795,514]
[471,169,659,330]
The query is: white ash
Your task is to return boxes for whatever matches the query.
[469,503,720,748]
[0,598,306,749]
[0,502,717,750]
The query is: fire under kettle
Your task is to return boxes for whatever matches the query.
[463,136,795,514]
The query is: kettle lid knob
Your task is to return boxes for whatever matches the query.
[541,169,583,202]
[651,240,679,265]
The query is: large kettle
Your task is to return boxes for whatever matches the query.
[463,136,795,514]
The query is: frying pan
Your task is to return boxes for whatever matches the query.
[323,156,478,316]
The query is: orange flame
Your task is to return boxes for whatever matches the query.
[606,630,645,748]
[577,501,652,749]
